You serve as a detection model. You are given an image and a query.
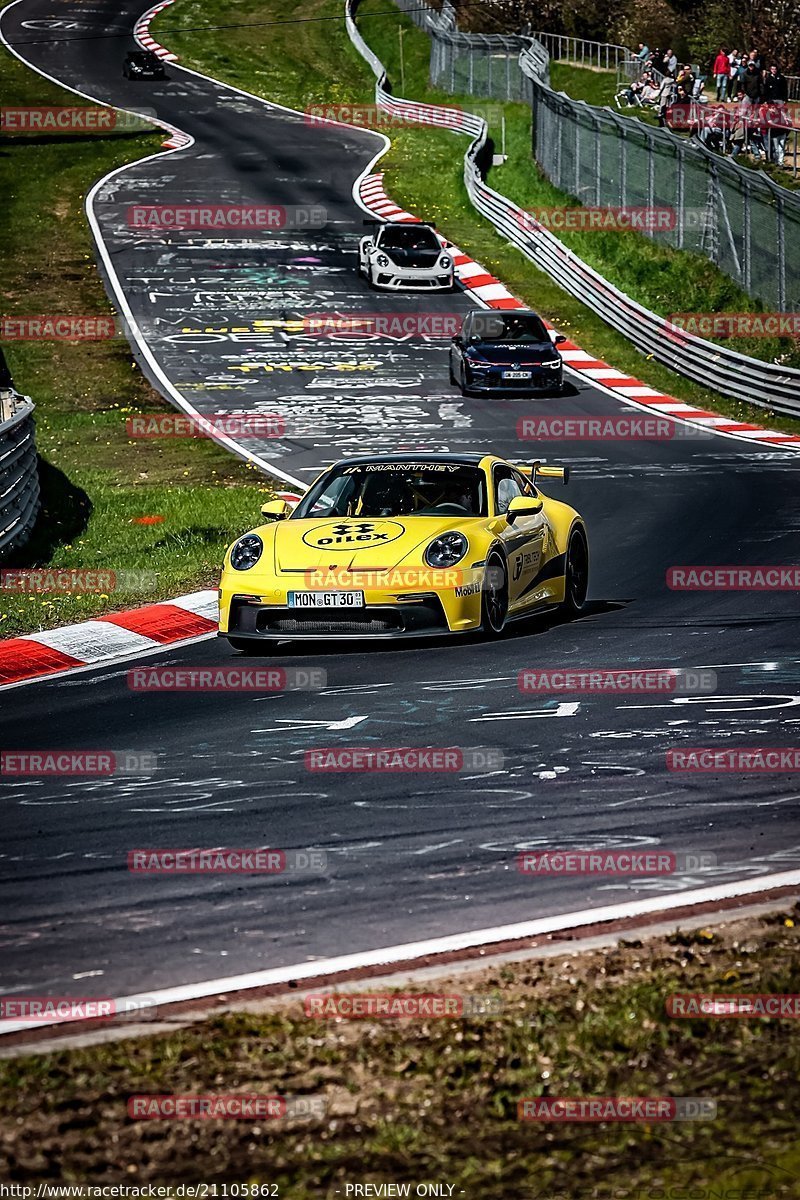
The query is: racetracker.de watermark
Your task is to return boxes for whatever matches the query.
[1,316,117,341]
[127,204,326,230]
[667,993,800,1018]
[301,568,471,590]
[517,1097,717,1122]
[127,666,326,692]
[517,850,717,875]
[127,1094,326,1120]
[304,102,461,128]
[0,997,157,1023]
[517,206,676,232]
[518,668,716,694]
[1,751,157,776]
[517,416,702,441]
[667,748,800,772]
[128,848,327,874]
[1,569,155,594]
[1,106,155,133]
[305,747,503,772]
[304,992,503,1018]
[302,313,461,338]
[668,312,800,338]
[126,413,285,439]
[667,566,800,590]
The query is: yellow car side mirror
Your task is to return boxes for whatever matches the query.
[261,499,290,520]
[506,494,543,524]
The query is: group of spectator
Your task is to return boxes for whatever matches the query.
[711,49,788,103]
[622,41,794,167]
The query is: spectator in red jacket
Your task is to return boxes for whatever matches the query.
[713,48,730,100]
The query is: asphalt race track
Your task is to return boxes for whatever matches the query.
[1,0,800,1002]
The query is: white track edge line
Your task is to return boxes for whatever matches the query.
[1,869,798,1036]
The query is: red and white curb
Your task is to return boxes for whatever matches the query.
[134,0,178,63]
[132,0,191,149]
[0,590,218,690]
[0,488,303,689]
[359,172,800,451]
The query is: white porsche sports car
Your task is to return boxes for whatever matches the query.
[358,221,455,291]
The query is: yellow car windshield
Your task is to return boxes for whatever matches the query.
[293,463,487,519]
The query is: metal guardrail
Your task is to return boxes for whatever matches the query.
[0,394,40,557]
[528,31,628,73]
[346,0,800,418]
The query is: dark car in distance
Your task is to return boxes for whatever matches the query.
[449,309,566,396]
[123,50,167,80]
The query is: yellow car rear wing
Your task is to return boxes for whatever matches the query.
[513,460,570,486]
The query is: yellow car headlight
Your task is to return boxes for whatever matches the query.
[229,534,263,571]
[424,531,468,568]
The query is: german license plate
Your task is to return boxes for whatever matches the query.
[288,591,365,608]
[503,370,531,380]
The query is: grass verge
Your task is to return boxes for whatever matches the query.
[0,51,274,638]
[156,0,800,435]
[1,908,798,1193]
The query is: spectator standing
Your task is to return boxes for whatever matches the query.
[748,102,768,158]
[675,65,695,104]
[656,72,675,125]
[727,50,742,98]
[664,48,677,76]
[764,64,788,102]
[713,48,730,100]
[766,100,791,164]
[747,49,762,71]
[730,97,750,156]
[741,60,763,110]
[635,42,650,62]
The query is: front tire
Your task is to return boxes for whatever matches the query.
[481,553,508,636]
[560,529,589,617]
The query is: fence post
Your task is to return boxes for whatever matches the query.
[555,92,562,186]
[676,142,685,249]
[574,108,580,196]
[742,177,752,293]
[619,121,627,207]
[647,129,655,233]
[777,195,786,311]
[594,114,602,205]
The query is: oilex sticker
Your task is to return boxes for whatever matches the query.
[301,520,406,550]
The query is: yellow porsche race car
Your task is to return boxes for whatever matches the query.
[218,452,588,647]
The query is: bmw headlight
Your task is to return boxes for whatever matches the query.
[439,255,452,269]
[424,531,468,568]
[230,534,263,571]
[376,254,389,267]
